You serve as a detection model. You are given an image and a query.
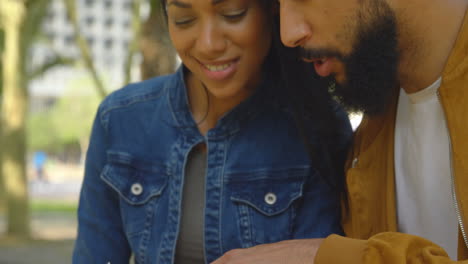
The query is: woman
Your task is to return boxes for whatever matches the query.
[73,0,352,263]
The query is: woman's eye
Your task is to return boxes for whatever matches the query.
[223,9,247,20]
[174,17,196,26]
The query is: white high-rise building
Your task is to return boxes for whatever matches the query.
[30,0,141,111]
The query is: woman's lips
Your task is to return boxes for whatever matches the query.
[199,58,240,81]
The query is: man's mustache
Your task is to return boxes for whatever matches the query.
[298,47,345,62]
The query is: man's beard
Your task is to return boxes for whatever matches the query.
[300,1,399,116]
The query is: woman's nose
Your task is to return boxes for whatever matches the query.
[196,22,227,57]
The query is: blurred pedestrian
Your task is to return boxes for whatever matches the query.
[33,151,47,182]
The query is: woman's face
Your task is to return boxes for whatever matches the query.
[166,0,272,99]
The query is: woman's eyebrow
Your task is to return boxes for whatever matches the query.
[167,0,228,8]
[167,0,192,8]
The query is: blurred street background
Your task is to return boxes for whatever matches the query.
[0,0,178,262]
[0,163,81,263]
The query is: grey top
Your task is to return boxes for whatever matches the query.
[174,147,207,264]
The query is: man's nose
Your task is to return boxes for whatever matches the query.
[279,3,311,48]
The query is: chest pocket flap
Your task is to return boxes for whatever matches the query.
[229,168,309,216]
[101,151,169,205]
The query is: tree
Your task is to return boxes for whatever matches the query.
[63,0,107,99]
[0,0,68,238]
[0,28,4,213]
[140,0,177,80]
[0,0,31,238]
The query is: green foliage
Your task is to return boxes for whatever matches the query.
[51,91,99,146]
[31,200,77,213]
[28,111,59,152]
[22,0,52,51]
[28,77,101,154]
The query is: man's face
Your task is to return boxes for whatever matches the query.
[279,0,400,115]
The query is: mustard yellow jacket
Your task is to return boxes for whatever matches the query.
[316,12,468,264]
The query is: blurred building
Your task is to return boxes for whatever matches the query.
[30,0,141,112]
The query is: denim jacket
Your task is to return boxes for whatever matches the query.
[73,66,352,264]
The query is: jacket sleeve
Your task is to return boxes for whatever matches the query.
[315,233,467,264]
[72,106,132,263]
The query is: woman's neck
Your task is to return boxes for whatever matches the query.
[185,73,257,136]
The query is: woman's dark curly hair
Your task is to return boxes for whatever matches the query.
[158,0,349,200]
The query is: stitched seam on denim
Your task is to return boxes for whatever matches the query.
[225,167,311,181]
[99,105,110,132]
[168,69,185,127]
[105,151,169,175]
[100,171,167,206]
[218,139,229,254]
[157,137,186,263]
[289,200,296,237]
[167,89,182,127]
[236,203,253,248]
[202,139,209,262]
[99,85,167,120]
[170,138,194,263]
[138,198,158,264]
[230,193,302,217]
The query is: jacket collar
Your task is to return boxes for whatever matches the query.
[443,9,468,82]
[353,10,468,157]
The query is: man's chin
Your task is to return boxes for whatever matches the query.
[329,80,396,116]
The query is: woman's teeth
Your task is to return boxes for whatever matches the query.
[205,63,231,72]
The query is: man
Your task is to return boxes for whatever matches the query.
[213,0,468,263]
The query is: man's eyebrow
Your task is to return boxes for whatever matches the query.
[167,0,192,8]
[212,0,228,4]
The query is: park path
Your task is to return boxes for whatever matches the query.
[0,164,81,264]
[0,238,75,264]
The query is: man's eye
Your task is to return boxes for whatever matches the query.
[223,9,247,20]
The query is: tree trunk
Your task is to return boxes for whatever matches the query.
[0,0,30,238]
[63,0,107,99]
[140,2,177,80]
[123,0,142,85]
[0,30,4,214]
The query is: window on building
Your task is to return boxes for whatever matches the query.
[87,36,95,47]
[122,19,131,29]
[85,0,94,7]
[104,56,114,66]
[104,17,114,28]
[104,38,114,49]
[85,16,95,26]
[64,35,75,46]
[123,40,130,50]
[47,10,55,22]
[104,0,113,9]
[47,32,55,42]
[123,1,132,10]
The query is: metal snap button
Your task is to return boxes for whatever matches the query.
[131,183,143,196]
[264,192,277,205]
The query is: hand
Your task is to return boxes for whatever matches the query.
[211,238,324,264]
